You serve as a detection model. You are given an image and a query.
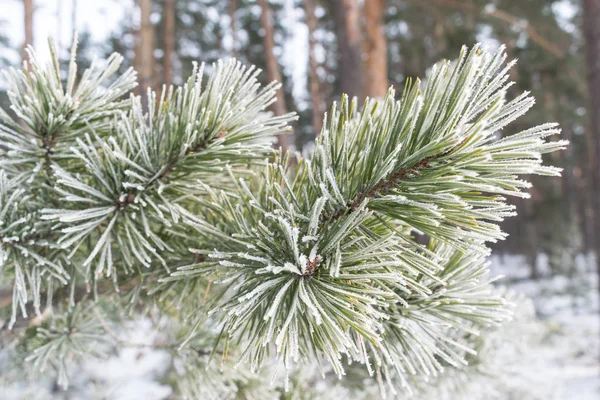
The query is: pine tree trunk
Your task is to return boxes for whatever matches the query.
[163,0,175,87]
[139,0,154,108]
[23,0,34,60]
[258,0,289,151]
[305,0,323,136]
[362,0,388,98]
[229,0,238,58]
[330,0,362,98]
[583,0,600,295]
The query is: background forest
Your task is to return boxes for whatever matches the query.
[0,0,598,399]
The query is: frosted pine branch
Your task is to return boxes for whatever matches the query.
[0,41,566,397]
[169,45,566,394]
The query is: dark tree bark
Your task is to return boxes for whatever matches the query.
[305,0,324,136]
[163,0,175,87]
[362,0,388,98]
[583,0,600,296]
[258,0,289,151]
[23,0,34,60]
[330,0,362,98]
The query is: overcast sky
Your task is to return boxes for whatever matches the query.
[4,0,131,62]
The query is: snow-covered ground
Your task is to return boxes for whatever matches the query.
[489,253,600,399]
[2,254,599,399]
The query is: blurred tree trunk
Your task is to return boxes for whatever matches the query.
[580,174,595,252]
[362,0,388,98]
[584,0,600,294]
[56,0,62,52]
[330,0,362,98]
[229,0,238,58]
[558,94,579,253]
[305,0,324,136]
[23,0,34,60]
[163,0,175,87]
[139,0,154,108]
[524,200,540,280]
[258,0,289,151]
[71,0,77,45]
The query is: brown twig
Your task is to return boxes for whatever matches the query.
[321,146,456,224]
[115,131,228,211]
[304,256,321,279]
